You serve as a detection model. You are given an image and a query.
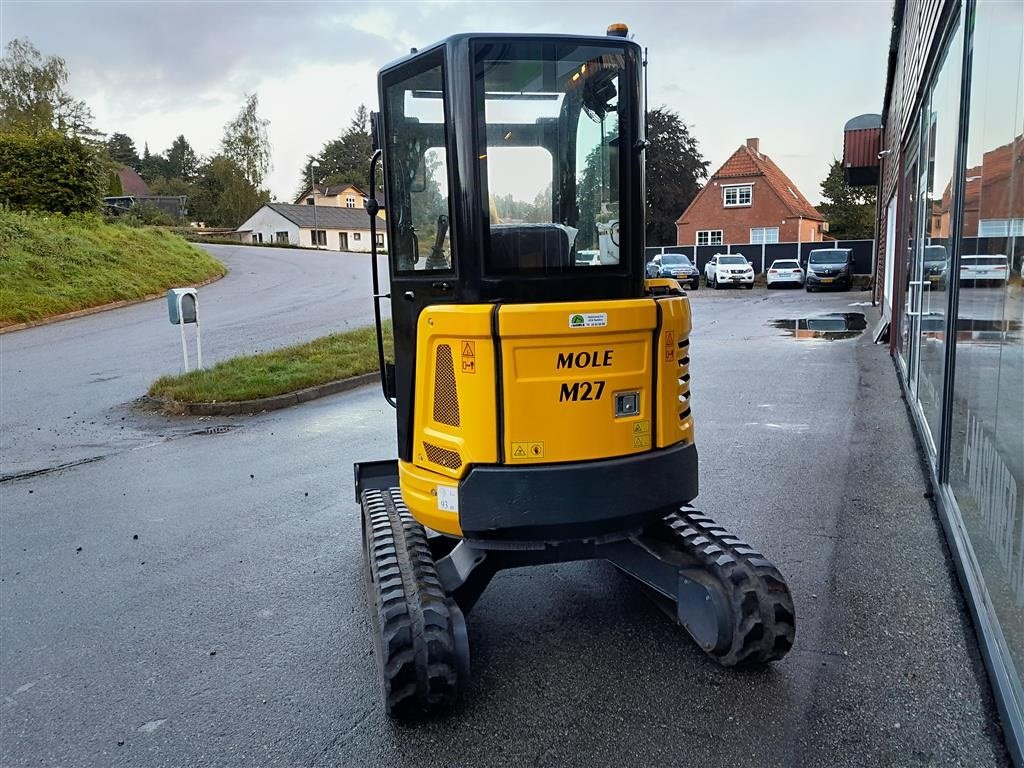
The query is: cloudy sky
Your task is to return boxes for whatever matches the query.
[1,0,893,204]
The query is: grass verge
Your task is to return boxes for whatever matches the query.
[0,210,226,325]
[148,324,392,404]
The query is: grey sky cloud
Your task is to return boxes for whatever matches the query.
[2,0,892,211]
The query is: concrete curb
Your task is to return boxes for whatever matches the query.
[150,372,380,416]
[0,271,226,335]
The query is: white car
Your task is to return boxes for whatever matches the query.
[960,254,1009,286]
[705,254,754,289]
[766,259,804,288]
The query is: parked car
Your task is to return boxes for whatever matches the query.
[647,253,700,289]
[575,249,601,266]
[705,254,754,289]
[805,248,853,291]
[922,244,949,289]
[766,259,804,288]
[959,254,1010,286]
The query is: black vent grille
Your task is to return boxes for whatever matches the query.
[423,442,462,470]
[433,344,460,426]
[677,336,692,421]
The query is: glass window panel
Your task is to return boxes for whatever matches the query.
[383,61,453,274]
[897,122,923,366]
[949,0,1024,678]
[916,19,963,444]
[475,42,627,273]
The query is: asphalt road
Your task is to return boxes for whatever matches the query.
[0,244,387,478]
[0,282,1009,767]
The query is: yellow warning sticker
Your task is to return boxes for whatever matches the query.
[632,421,650,435]
[511,441,544,460]
[633,434,651,448]
[461,340,476,374]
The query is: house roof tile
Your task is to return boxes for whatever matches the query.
[117,166,150,197]
[676,144,825,223]
[265,202,375,229]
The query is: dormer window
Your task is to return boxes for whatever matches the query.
[723,184,752,207]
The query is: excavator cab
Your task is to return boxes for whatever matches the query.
[355,28,795,718]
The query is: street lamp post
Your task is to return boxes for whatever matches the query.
[310,160,321,249]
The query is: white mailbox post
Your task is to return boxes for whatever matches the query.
[167,287,202,372]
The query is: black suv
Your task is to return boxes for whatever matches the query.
[646,253,700,290]
[805,248,853,291]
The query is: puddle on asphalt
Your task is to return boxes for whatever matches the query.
[770,313,867,341]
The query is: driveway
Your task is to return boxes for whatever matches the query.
[0,245,387,478]
[0,286,1007,767]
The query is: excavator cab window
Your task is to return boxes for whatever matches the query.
[382,57,454,274]
[473,42,626,273]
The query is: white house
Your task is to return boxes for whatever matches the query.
[236,203,387,252]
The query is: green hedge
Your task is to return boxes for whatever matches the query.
[0,131,106,214]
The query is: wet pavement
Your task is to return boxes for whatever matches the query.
[0,244,387,479]
[0,285,1009,767]
[768,311,868,341]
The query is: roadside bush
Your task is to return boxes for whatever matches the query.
[0,131,106,213]
[107,204,176,228]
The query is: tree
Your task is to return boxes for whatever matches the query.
[221,93,271,189]
[818,159,876,240]
[576,141,613,250]
[166,134,200,181]
[149,176,194,197]
[190,154,268,227]
[138,142,171,183]
[645,107,708,246]
[0,38,96,137]
[297,104,373,195]
[106,133,139,168]
[106,170,124,196]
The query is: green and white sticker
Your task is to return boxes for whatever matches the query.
[568,312,608,329]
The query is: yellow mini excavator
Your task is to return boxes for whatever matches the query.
[354,25,795,717]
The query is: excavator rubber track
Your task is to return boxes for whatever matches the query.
[361,488,470,718]
[656,508,796,666]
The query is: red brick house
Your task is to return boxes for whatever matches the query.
[675,138,827,246]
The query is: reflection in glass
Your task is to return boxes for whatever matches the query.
[897,135,920,365]
[917,20,963,445]
[949,0,1024,678]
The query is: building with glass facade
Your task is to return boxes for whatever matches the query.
[845,0,1023,761]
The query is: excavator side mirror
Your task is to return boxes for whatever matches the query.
[370,111,382,152]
